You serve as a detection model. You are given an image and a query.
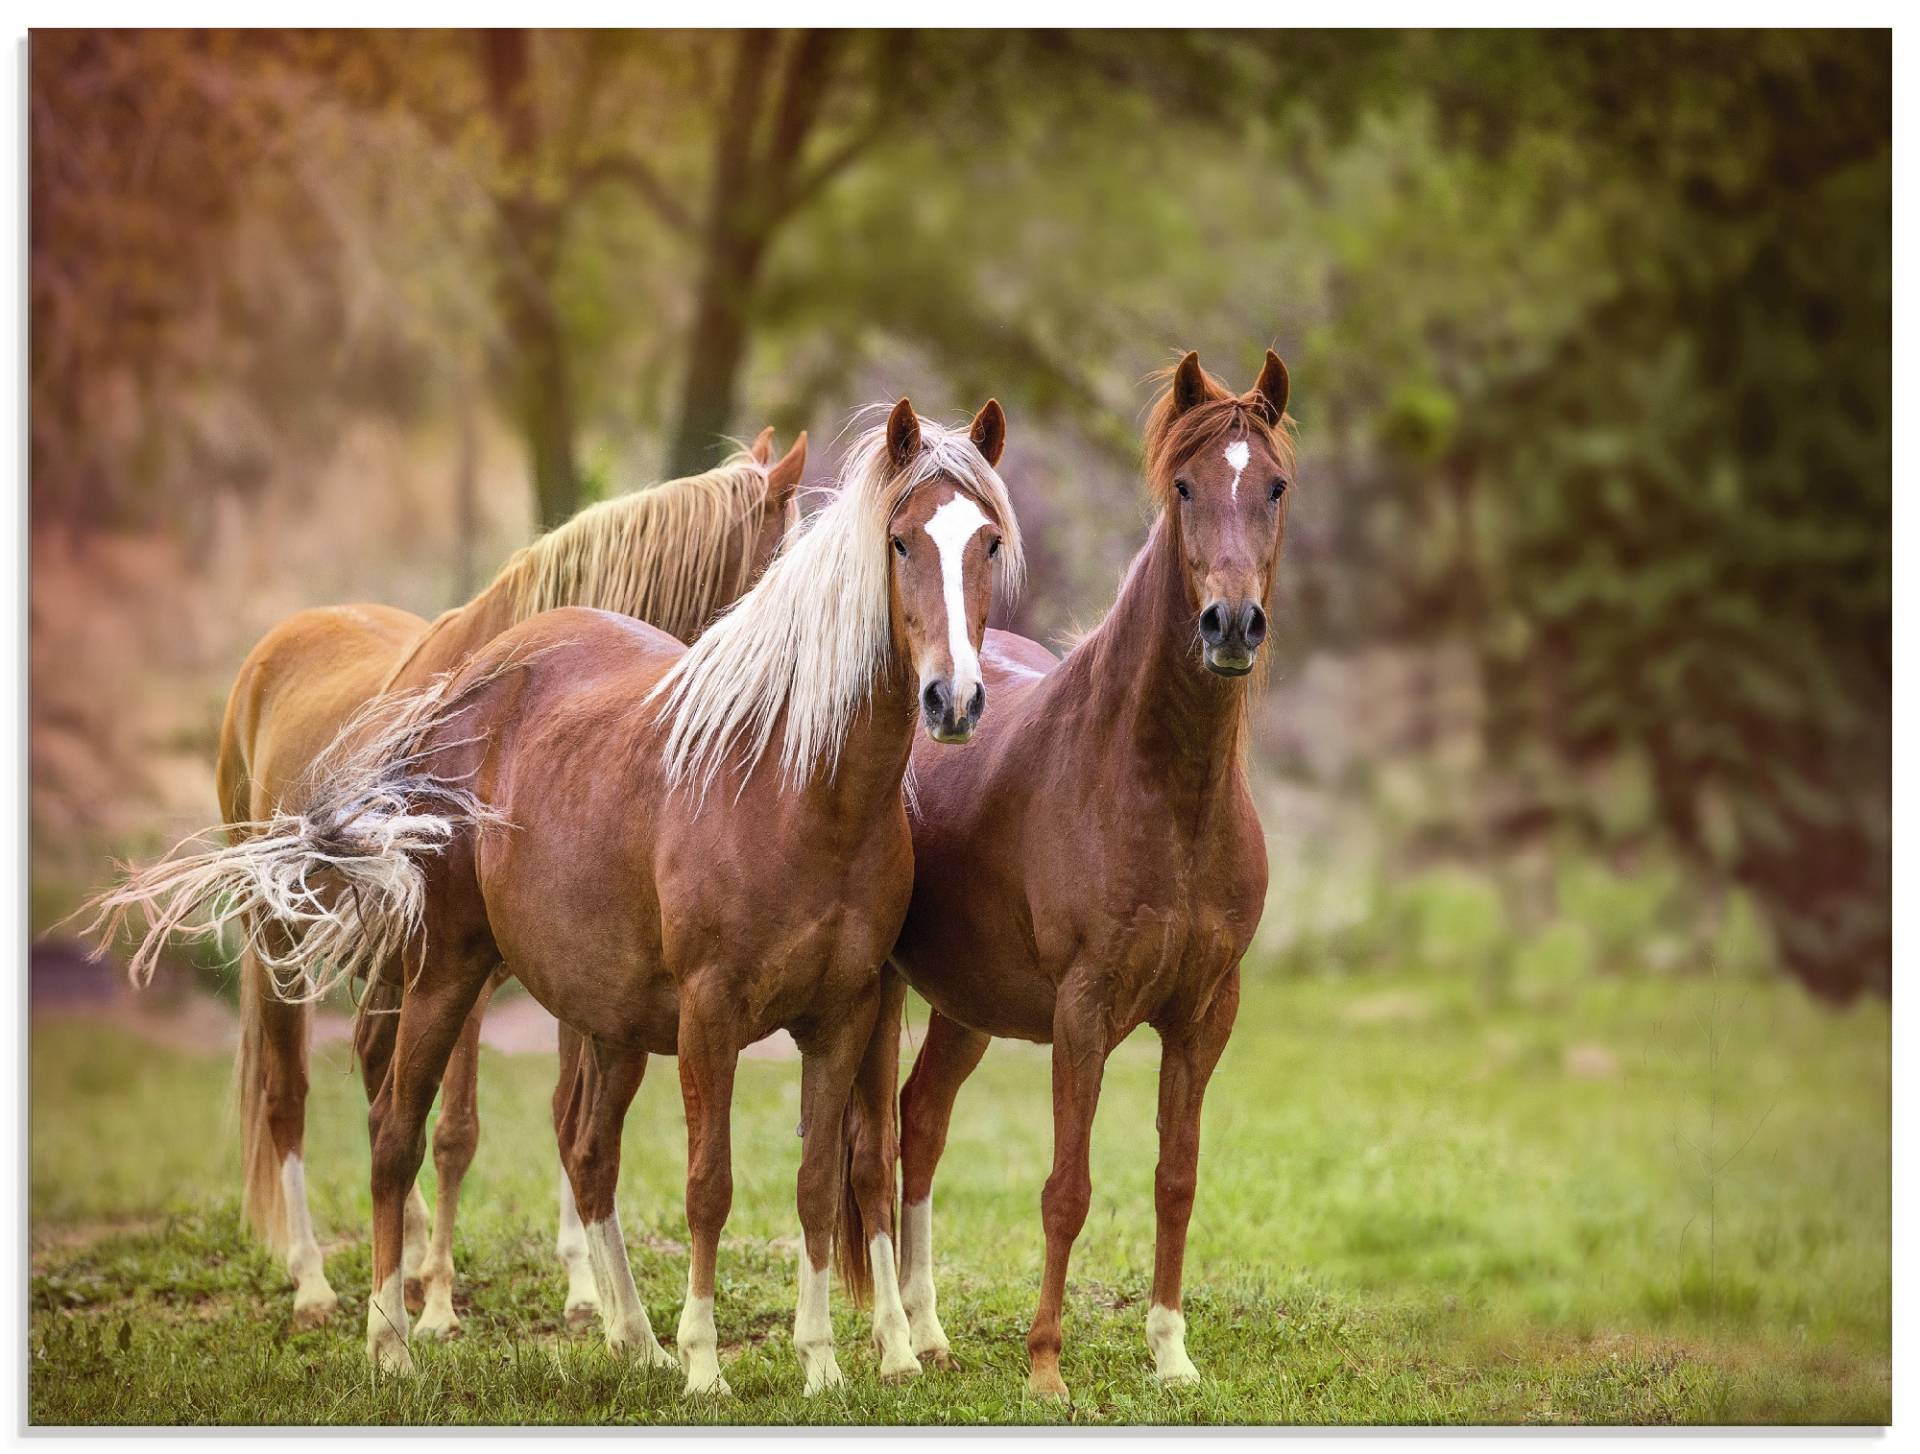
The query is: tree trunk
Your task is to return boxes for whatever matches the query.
[484,29,579,528]
[453,372,479,600]
[668,236,763,478]
[519,306,579,528]
[666,33,778,479]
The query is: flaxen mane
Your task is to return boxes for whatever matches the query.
[651,410,1024,801]
[495,450,790,644]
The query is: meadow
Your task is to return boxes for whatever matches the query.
[28,966,1889,1426]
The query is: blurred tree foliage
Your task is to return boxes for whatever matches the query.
[29,30,1888,996]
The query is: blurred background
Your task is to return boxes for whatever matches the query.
[31,28,1889,1001]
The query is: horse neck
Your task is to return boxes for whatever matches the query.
[1075,514,1249,798]
[793,651,919,826]
[382,578,520,693]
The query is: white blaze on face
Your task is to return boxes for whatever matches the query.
[1224,439,1251,501]
[923,494,991,710]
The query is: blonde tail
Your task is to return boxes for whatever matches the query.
[234,955,289,1252]
[74,667,513,1006]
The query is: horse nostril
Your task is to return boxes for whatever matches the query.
[966,684,986,721]
[1199,604,1228,645]
[1242,603,1268,647]
[922,680,950,721]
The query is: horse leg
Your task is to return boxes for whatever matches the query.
[353,967,429,1313]
[363,960,492,1375]
[1147,968,1241,1385]
[241,940,337,1327]
[556,1034,674,1367]
[791,998,899,1394]
[1025,992,1111,1401]
[414,973,498,1339]
[896,1007,990,1369]
[842,970,919,1382]
[551,1022,601,1329]
[675,997,739,1396]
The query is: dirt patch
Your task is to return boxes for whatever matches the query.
[33,948,804,1061]
[1562,1043,1619,1080]
[31,1218,169,1266]
[1342,990,1431,1026]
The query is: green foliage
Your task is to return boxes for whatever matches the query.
[1387,868,1507,975]
[31,31,1889,995]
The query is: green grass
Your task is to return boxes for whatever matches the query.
[29,970,1890,1425]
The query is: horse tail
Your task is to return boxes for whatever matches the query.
[835,1105,876,1307]
[73,668,511,1008]
[834,972,905,1307]
[234,955,288,1251]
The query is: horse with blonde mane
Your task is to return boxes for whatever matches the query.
[97,398,1021,1395]
[837,352,1292,1400]
[167,429,802,1333]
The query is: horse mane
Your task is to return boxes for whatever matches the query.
[651,408,1024,801]
[1141,359,1296,510]
[491,450,788,645]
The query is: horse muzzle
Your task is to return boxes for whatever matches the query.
[921,677,985,744]
[1198,597,1267,677]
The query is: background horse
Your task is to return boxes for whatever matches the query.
[208,430,802,1330]
[838,352,1291,1400]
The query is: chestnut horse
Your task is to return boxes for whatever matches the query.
[839,352,1292,1399]
[215,431,802,1329]
[102,399,1022,1393]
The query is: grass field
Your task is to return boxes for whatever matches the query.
[28,969,1890,1426]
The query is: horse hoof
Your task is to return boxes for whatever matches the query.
[801,1352,846,1397]
[683,1374,733,1398]
[1155,1368,1200,1388]
[880,1361,922,1386]
[413,1315,462,1343]
[370,1339,416,1378]
[563,1301,598,1333]
[920,1346,957,1373]
[403,1278,426,1316]
[1027,1370,1070,1401]
[290,1296,338,1331]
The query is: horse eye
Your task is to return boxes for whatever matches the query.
[987,536,1002,559]
[1269,478,1288,502]
[1174,479,1192,501]
[891,535,908,558]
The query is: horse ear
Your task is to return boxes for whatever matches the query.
[766,430,806,507]
[748,425,776,466]
[969,398,1006,467]
[1172,351,1208,416]
[1248,350,1290,425]
[886,397,922,470]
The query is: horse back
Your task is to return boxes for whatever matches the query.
[217,603,426,827]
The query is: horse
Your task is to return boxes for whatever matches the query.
[189,429,802,1332]
[99,398,1023,1394]
[837,351,1293,1401]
